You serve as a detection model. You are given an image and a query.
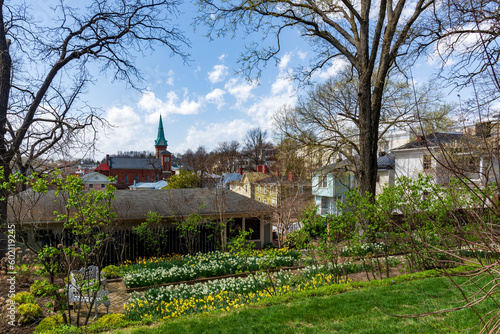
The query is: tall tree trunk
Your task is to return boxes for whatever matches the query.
[0,1,12,255]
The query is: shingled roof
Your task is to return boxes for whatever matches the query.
[8,188,274,224]
[392,133,464,151]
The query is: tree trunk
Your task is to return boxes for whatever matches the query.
[0,2,12,255]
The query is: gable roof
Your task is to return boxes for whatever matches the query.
[81,172,110,182]
[107,156,161,170]
[241,172,270,183]
[8,188,274,224]
[392,133,464,151]
[315,153,395,174]
[377,153,395,170]
[221,173,242,184]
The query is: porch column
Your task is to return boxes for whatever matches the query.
[260,216,264,247]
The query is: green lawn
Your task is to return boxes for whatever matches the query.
[114,275,498,334]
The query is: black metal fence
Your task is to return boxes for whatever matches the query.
[40,225,218,266]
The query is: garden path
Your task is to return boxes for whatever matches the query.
[104,280,128,314]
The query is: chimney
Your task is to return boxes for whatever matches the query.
[106,154,110,165]
[263,165,268,174]
[416,135,425,143]
[288,172,293,182]
[238,167,243,175]
[257,165,262,173]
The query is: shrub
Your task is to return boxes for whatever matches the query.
[34,314,63,333]
[102,265,121,279]
[12,291,36,305]
[88,313,128,332]
[283,229,310,249]
[30,279,58,297]
[263,243,277,249]
[18,303,43,324]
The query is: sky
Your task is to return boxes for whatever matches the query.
[54,1,465,160]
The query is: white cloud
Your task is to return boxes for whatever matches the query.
[279,53,291,71]
[178,119,253,152]
[225,78,255,105]
[311,58,348,80]
[208,64,229,83]
[98,105,150,153]
[137,91,202,117]
[297,50,307,60]
[218,54,227,61]
[245,76,297,131]
[272,77,293,95]
[205,88,226,109]
[166,70,174,86]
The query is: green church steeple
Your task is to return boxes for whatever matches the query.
[155,115,167,146]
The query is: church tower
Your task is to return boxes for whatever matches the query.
[154,115,173,177]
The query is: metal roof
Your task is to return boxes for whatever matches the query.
[108,156,161,170]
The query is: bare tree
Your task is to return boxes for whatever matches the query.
[0,0,189,247]
[275,69,455,185]
[182,146,212,175]
[196,0,436,201]
[213,140,241,173]
[243,128,274,170]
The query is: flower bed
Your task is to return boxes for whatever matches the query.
[119,249,301,288]
[125,268,342,321]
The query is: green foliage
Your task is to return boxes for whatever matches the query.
[87,313,128,332]
[164,169,200,189]
[133,211,168,256]
[173,211,206,255]
[30,279,58,297]
[283,229,310,249]
[12,291,36,304]
[299,203,326,238]
[102,265,121,279]
[34,314,64,333]
[18,303,43,324]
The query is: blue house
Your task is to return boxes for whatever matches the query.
[312,153,395,216]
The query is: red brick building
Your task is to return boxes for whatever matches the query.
[95,116,173,189]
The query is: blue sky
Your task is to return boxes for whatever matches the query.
[73,1,462,160]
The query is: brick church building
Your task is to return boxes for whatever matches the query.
[95,116,174,189]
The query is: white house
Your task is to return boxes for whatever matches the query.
[80,172,115,190]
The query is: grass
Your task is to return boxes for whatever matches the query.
[111,273,498,334]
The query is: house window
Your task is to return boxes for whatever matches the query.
[164,156,170,162]
[258,197,261,202]
[125,174,129,183]
[245,185,248,193]
[101,184,106,188]
[258,185,261,192]
[319,174,328,188]
[321,197,331,214]
[423,155,431,170]
[264,199,267,204]
[89,184,94,189]
[146,175,149,182]
[272,199,276,206]
[264,186,267,194]
[135,175,139,183]
[270,186,273,194]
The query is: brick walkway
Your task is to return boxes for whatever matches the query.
[106,280,129,314]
